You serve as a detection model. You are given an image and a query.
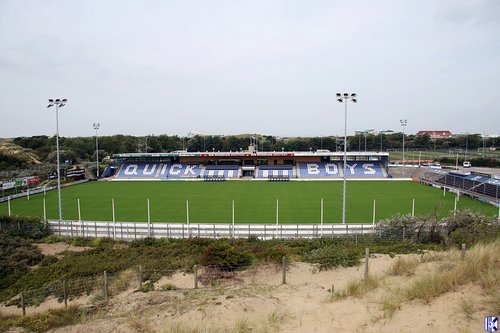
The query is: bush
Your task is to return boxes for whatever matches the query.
[0,215,49,240]
[304,245,361,271]
[198,242,253,270]
[378,214,443,244]
[443,210,500,247]
[38,255,59,267]
[0,232,43,292]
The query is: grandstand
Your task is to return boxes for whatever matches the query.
[419,169,500,202]
[107,149,390,181]
[298,162,386,178]
[114,162,201,180]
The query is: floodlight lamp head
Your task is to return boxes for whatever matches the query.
[48,99,54,103]
[336,93,341,97]
[337,98,343,103]
[343,93,348,97]
[352,99,357,103]
[47,104,53,108]
[351,93,357,98]
[55,99,61,103]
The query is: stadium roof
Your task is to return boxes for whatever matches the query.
[112,151,390,158]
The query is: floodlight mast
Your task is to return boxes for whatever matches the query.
[400,119,407,178]
[93,123,100,178]
[379,130,393,151]
[47,98,68,223]
[336,93,357,225]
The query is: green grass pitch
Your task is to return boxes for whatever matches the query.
[0,181,497,224]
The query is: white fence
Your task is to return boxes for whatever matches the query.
[48,220,377,240]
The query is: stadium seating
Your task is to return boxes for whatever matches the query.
[101,166,117,178]
[113,161,388,180]
[115,163,201,180]
[203,165,240,178]
[256,165,293,178]
[434,171,500,200]
[297,162,385,178]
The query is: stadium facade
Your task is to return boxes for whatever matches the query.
[105,148,390,180]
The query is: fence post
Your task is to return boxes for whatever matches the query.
[281,256,286,285]
[193,265,198,289]
[103,271,108,302]
[364,248,370,279]
[139,265,143,289]
[63,279,68,308]
[461,243,466,260]
[21,292,26,316]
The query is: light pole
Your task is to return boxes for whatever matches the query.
[379,130,393,151]
[93,123,100,178]
[354,131,362,152]
[363,130,374,152]
[47,98,67,223]
[482,135,486,156]
[464,133,469,162]
[337,92,357,224]
[400,119,407,178]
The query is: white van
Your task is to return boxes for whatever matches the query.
[463,161,471,168]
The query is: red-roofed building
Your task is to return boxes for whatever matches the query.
[416,130,453,140]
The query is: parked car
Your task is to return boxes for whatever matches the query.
[463,161,471,168]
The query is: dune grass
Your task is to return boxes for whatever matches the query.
[387,256,418,276]
[0,305,97,333]
[330,275,381,301]
[406,239,500,303]
[329,239,500,319]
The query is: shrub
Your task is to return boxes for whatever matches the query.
[0,232,43,292]
[304,245,361,271]
[198,242,253,270]
[378,214,444,243]
[0,215,49,240]
[443,210,500,247]
[38,255,59,267]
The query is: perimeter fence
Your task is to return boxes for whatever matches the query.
[46,219,450,243]
[48,220,383,240]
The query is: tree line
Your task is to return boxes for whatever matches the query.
[8,133,495,165]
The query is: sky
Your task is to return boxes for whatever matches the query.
[0,0,499,138]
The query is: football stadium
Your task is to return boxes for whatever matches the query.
[1,145,498,237]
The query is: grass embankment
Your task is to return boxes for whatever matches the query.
[0,181,497,223]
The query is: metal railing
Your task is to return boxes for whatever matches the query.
[48,220,377,240]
